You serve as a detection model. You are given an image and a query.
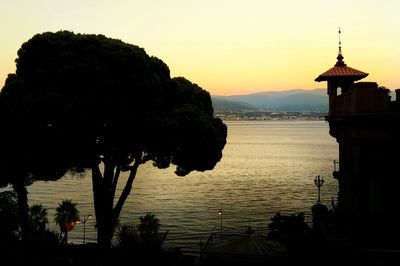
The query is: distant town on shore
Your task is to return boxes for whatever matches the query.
[211,88,328,120]
[215,110,326,121]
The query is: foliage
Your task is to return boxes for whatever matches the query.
[138,213,161,240]
[114,213,168,252]
[29,204,48,240]
[0,190,19,242]
[0,31,227,247]
[268,212,311,243]
[114,224,140,248]
[54,199,80,244]
[42,230,63,245]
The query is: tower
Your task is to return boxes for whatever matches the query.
[315,29,400,246]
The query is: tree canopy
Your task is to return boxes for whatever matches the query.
[0,31,227,247]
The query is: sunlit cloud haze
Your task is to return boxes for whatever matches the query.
[1,0,399,95]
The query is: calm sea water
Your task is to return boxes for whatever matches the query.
[28,120,338,253]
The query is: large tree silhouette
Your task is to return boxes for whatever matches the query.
[0,31,227,247]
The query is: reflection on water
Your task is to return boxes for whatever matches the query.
[28,120,338,252]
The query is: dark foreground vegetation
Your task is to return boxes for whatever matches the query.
[2,243,197,266]
[3,231,397,265]
[2,206,399,265]
[1,187,399,266]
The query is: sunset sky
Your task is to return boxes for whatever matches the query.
[1,0,399,95]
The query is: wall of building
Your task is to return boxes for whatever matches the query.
[332,82,390,115]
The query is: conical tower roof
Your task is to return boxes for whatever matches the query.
[315,28,368,82]
[315,54,368,82]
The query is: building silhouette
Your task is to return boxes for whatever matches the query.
[315,35,400,246]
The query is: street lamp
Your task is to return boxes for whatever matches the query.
[314,175,324,204]
[80,214,92,244]
[333,160,339,172]
[218,209,222,240]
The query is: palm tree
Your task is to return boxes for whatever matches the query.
[138,213,168,252]
[54,199,80,244]
[138,213,161,239]
[114,224,140,248]
[29,204,48,240]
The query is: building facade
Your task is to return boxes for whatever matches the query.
[315,49,400,246]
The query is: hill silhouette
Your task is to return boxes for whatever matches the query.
[212,89,328,112]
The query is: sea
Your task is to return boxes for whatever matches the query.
[27,120,338,253]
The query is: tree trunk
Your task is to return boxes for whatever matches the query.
[92,154,142,248]
[12,177,30,242]
[64,230,68,245]
[92,163,115,248]
[92,164,107,247]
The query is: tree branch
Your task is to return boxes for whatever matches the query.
[92,163,103,190]
[103,156,115,188]
[91,163,104,223]
[113,152,142,220]
[110,165,121,205]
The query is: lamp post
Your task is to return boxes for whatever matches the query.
[80,214,92,244]
[333,160,339,172]
[218,209,222,240]
[314,175,324,203]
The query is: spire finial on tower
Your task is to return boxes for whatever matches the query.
[335,27,345,66]
[338,27,342,56]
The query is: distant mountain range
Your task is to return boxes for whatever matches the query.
[211,88,328,112]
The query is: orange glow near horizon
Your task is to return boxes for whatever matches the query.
[1,0,399,96]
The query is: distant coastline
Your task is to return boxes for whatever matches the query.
[215,110,326,121]
[211,88,328,113]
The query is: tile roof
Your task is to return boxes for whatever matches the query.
[315,54,368,82]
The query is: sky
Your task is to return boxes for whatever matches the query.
[1,0,399,96]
